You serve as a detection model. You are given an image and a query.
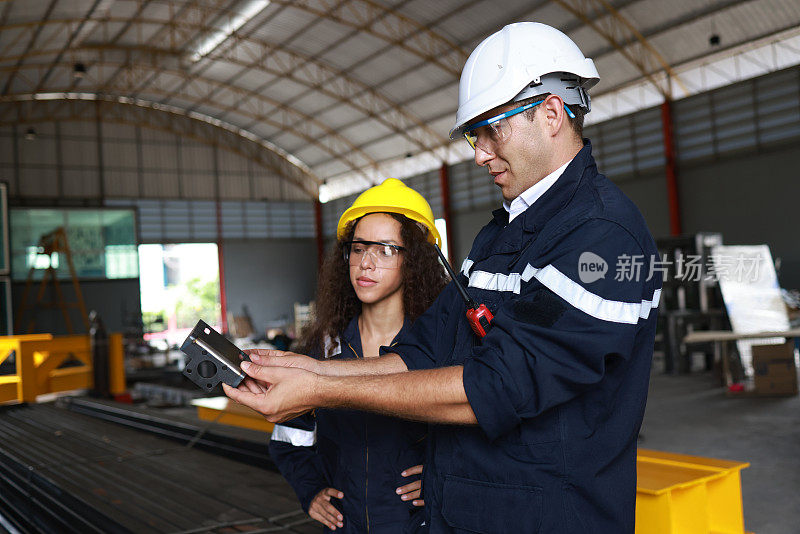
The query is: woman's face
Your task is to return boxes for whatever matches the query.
[348,213,404,305]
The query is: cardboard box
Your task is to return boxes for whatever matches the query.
[752,340,799,396]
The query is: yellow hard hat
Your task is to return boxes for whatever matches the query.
[337,178,441,247]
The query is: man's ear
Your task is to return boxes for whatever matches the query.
[542,95,568,138]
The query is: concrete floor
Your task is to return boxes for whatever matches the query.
[109,359,799,533]
[640,364,800,534]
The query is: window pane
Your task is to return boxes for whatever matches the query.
[10,208,139,281]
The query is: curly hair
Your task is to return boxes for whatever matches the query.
[298,213,450,357]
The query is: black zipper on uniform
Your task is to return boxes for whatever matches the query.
[347,340,370,532]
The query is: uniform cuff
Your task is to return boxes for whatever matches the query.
[386,344,435,371]
[462,351,521,441]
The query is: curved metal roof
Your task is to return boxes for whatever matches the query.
[2,0,800,200]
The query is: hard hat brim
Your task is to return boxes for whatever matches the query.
[337,206,441,248]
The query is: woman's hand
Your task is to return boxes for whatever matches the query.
[308,488,344,530]
[396,464,424,507]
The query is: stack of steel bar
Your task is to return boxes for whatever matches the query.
[0,403,319,534]
[60,396,276,467]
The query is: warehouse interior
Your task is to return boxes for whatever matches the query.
[1,0,799,533]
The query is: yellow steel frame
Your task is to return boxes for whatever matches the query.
[0,333,125,404]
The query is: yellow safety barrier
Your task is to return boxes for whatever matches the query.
[0,333,125,404]
[636,449,750,534]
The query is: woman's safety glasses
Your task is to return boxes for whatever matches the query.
[463,100,575,151]
[344,240,405,268]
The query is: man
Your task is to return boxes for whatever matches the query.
[226,22,662,533]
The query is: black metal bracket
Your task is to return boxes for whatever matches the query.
[180,320,250,390]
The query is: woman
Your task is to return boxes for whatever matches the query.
[268,179,449,533]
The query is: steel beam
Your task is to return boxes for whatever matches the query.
[661,99,682,236]
[0,0,57,95]
[0,18,447,150]
[438,163,454,266]
[275,0,466,76]
[0,96,319,199]
[314,199,324,270]
[214,149,229,334]
[1,60,377,178]
[552,0,686,98]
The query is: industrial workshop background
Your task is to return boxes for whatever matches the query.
[0,1,799,533]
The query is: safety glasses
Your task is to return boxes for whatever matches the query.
[464,100,575,151]
[343,240,405,268]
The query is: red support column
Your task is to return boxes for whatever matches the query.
[439,163,455,266]
[314,199,325,270]
[215,200,229,334]
[661,99,683,236]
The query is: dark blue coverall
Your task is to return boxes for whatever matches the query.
[270,316,427,533]
[389,142,662,533]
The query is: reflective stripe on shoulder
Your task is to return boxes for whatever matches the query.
[464,261,535,294]
[468,270,523,293]
[530,264,661,324]
[270,424,316,446]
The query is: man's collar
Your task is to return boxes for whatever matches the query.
[492,207,509,226]
[502,159,572,222]
[492,140,593,233]
[520,139,594,232]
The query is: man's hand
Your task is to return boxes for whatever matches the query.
[244,349,321,374]
[222,362,318,422]
[246,349,409,377]
[239,376,268,395]
[308,488,344,530]
[396,464,424,507]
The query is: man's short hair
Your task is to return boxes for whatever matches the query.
[517,95,585,139]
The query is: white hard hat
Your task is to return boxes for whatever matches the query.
[450,22,600,140]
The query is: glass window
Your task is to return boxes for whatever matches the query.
[10,208,139,281]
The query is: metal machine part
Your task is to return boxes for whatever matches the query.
[180,320,250,390]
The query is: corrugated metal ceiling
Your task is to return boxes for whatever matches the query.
[1,0,799,200]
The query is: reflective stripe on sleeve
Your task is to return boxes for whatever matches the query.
[270,424,316,446]
[466,261,661,324]
[531,265,660,324]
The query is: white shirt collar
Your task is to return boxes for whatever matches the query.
[502,159,572,223]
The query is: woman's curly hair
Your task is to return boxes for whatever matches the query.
[298,213,450,357]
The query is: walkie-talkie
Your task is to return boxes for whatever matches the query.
[434,246,494,338]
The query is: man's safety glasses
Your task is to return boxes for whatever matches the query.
[464,100,575,151]
[343,240,405,268]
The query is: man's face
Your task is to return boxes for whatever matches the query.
[469,101,550,202]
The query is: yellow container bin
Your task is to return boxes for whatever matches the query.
[636,449,750,534]
[192,396,275,433]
